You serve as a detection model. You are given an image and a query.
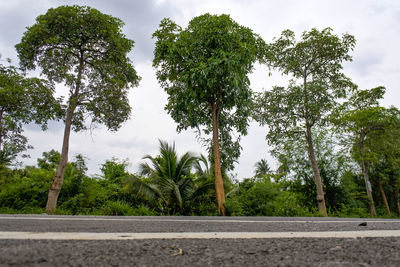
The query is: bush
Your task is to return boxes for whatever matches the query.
[267,191,317,217]
[102,201,158,216]
[131,205,158,216]
[330,204,370,218]
[0,167,53,210]
[227,177,316,217]
[224,198,244,216]
[0,206,45,214]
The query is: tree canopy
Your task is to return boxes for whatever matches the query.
[333,86,400,216]
[16,5,140,213]
[254,28,356,216]
[16,5,140,131]
[0,60,59,164]
[153,13,265,214]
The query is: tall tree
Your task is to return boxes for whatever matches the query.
[152,14,265,215]
[364,116,400,215]
[16,5,140,213]
[335,87,400,216]
[254,28,356,216]
[0,59,58,164]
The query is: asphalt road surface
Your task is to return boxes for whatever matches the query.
[1,215,400,266]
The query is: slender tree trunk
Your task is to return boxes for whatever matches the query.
[397,201,400,216]
[378,178,391,215]
[359,141,377,217]
[389,171,400,215]
[45,105,75,214]
[45,50,84,214]
[0,109,3,154]
[211,101,225,216]
[305,124,328,217]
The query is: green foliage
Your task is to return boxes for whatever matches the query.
[224,198,244,216]
[254,28,356,216]
[0,60,60,164]
[126,140,198,215]
[37,149,60,170]
[226,177,315,216]
[101,157,130,184]
[334,87,400,216]
[0,166,53,209]
[0,206,45,214]
[153,13,265,170]
[16,5,141,213]
[254,28,356,144]
[102,201,157,216]
[0,143,398,218]
[275,128,358,212]
[253,159,272,178]
[16,5,140,132]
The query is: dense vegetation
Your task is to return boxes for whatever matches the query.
[0,132,399,218]
[1,5,399,217]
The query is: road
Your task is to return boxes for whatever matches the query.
[1,215,400,266]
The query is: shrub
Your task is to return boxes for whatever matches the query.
[0,167,53,210]
[102,201,158,216]
[224,198,244,216]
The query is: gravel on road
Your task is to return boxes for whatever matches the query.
[1,237,400,266]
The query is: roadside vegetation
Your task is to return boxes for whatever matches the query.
[1,5,399,218]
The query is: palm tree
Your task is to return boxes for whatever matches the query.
[125,140,197,214]
[254,159,271,178]
[194,154,211,176]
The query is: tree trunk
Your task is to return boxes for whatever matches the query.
[0,109,3,154]
[389,171,400,215]
[378,178,391,215]
[211,102,225,216]
[46,51,84,214]
[359,141,376,217]
[397,201,400,216]
[305,124,328,217]
[45,105,75,214]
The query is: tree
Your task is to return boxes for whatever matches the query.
[101,157,130,184]
[335,87,400,216]
[254,28,356,216]
[16,5,140,213]
[152,14,265,215]
[269,126,355,213]
[126,140,197,214]
[254,159,272,178]
[0,60,58,164]
[37,149,61,170]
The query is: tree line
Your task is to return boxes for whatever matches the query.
[1,5,399,217]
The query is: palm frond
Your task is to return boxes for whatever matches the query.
[172,183,183,209]
[138,161,153,177]
[194,154,210,175]
[124,175,164,203]
[176,152,196,180]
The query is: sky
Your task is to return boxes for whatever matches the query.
[0,0,399,179]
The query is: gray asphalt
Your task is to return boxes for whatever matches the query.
[1,215,400,266]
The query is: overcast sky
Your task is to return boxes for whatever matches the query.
[1,0,399,179]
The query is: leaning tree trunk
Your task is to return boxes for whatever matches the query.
[359,142,377,217]
[305,124,328,217]
[378,178,391,215]
[211,101,225,216]
[45,104,75,214]
[46,53,84,214]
